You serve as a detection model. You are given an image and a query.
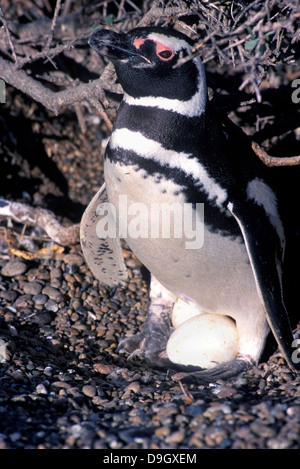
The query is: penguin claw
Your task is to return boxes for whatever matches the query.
[117,330,172,367]
[171,355,255,384]
[118,302,173,367]
[117,332,146,356]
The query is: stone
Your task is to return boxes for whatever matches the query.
[82,385,97,398]
[1,261,27,277]
[23,282,43,295]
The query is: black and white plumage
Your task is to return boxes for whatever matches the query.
[81,26,300,382]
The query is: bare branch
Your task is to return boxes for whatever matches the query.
[14,35,84,70]
[0,199,79,246]
[0,55,107,115]
[252,142,300,167]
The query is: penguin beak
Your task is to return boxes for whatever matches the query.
[89,29,148,62]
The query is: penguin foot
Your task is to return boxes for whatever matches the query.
[117,332,146,357]
[117,299,173,367]
[171,354,255,384]
[117,329,172,368]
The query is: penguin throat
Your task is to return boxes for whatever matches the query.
[123,58,206,118]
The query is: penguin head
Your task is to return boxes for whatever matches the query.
[89,26,206,108]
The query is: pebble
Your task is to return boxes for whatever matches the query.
[165,429,185,445]
[13,294,33,309]
[0,290,18,302]
[93,363,114,374]
[9,432,22,443]
[204,426,229,447]
[33,311,52,326]
[23,282,43,295]
[250,421,276,438]
[267,436,291,449]
[42,285,64,302]
[36,384,48,395]
[44,366,53,377]
[82,385,97,398]
[50,267,62,280]
[154,426,171,438]
[33,294,48,305]
[45,299,59,312]
[10,370,24,381]
[49,338,62,351]
[215,387,237,399]
[52,381,72,390]
[121,382,140,399]
[1,260,27,277]
[63,253,83,266]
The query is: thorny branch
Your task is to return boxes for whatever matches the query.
[0,0,298,117]
[0,55,114,129]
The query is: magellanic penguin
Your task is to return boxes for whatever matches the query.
[81,26,300,382]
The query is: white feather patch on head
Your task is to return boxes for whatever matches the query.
[147,32,192,53]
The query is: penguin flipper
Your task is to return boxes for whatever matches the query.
[80,183,128,287]
[228,198,299,372]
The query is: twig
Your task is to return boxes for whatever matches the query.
[44,0,62,51]
[178,380,194,404]
[0,5,18,64]
[0,199,79,246]
[233,0,264,27]
[252,142,300,167]
[14,36,81,70]
[9,245,64,260]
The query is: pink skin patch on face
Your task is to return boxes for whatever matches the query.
[133,37,175,61]
[155,41,174,60]
[133,38,146,49]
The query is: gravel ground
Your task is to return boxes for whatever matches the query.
[0,251,300,450]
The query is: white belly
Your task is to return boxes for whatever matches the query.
[105,159,260,315]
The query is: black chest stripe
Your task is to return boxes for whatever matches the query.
[105,146,242,238]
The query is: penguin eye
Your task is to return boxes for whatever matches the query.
[155,42,174,61]
[157,49,173,60]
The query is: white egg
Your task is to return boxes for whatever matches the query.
[172,298,203,328]
[167,313,239,368]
